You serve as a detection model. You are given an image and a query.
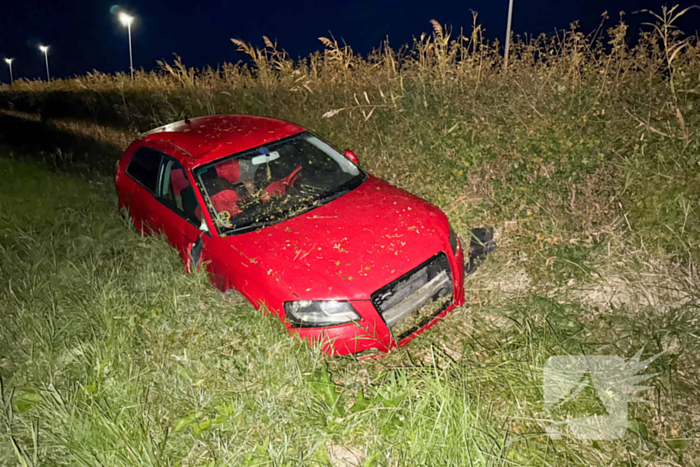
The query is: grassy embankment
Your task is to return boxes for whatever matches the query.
[1,6,700,466]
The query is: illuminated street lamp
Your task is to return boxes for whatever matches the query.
[119,12,135,79]
[4,58,13,85]
[39,45,50,82]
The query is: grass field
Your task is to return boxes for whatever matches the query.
[1,6,700,466]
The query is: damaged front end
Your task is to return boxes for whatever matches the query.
[371,252,454,342]
[371,227,496,348]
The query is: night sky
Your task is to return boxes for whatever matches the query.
[1,0,697,81]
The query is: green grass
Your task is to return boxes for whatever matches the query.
[1,7,700,465]
[0,149,698,466]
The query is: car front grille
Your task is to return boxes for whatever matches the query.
[371,252,453,340]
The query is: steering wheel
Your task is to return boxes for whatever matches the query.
[217,210,231,227]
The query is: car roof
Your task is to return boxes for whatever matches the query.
[141,114,306,166]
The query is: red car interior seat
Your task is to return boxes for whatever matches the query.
[216,159,240,184]
[171,168,202,222]
[170,168,190,195]
[205,159,244,218]
[211,190,242,217]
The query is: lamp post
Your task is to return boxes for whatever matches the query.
[4,58,13,85]
[119,12,135,79]
[39,45,50,82]
[503,0,514,67]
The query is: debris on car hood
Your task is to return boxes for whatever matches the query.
[227,176,451,300]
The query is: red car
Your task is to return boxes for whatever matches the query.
[115,115,470,356]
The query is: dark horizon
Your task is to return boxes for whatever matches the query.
[1,0,698,81]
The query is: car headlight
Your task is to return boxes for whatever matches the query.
[448,224,460,255]
[284,300,361,328]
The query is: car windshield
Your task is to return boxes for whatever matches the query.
[193,132,365,235]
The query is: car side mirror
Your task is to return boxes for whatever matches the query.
[199,218,209,233]
[344,150,359,165]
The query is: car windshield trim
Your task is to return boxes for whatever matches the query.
[192,132,367,236]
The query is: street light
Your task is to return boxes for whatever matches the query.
[119,12,135,79]
[503,0,514,68]
[39,45,50,82]
[4,58,13,85]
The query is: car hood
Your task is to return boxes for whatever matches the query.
[226,176,450,300]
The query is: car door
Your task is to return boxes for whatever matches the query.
[153,156,205,263]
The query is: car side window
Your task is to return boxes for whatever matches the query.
[158,158,201,225]
[126,147,162,192]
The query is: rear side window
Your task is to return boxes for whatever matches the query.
[127,147,162,192]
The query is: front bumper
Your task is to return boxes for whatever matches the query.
[291,246,466,356]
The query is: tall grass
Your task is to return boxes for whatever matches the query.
[0,5,699,466]
[1,153,698,465]
[2,152,698,466]
[1,7,698,265]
